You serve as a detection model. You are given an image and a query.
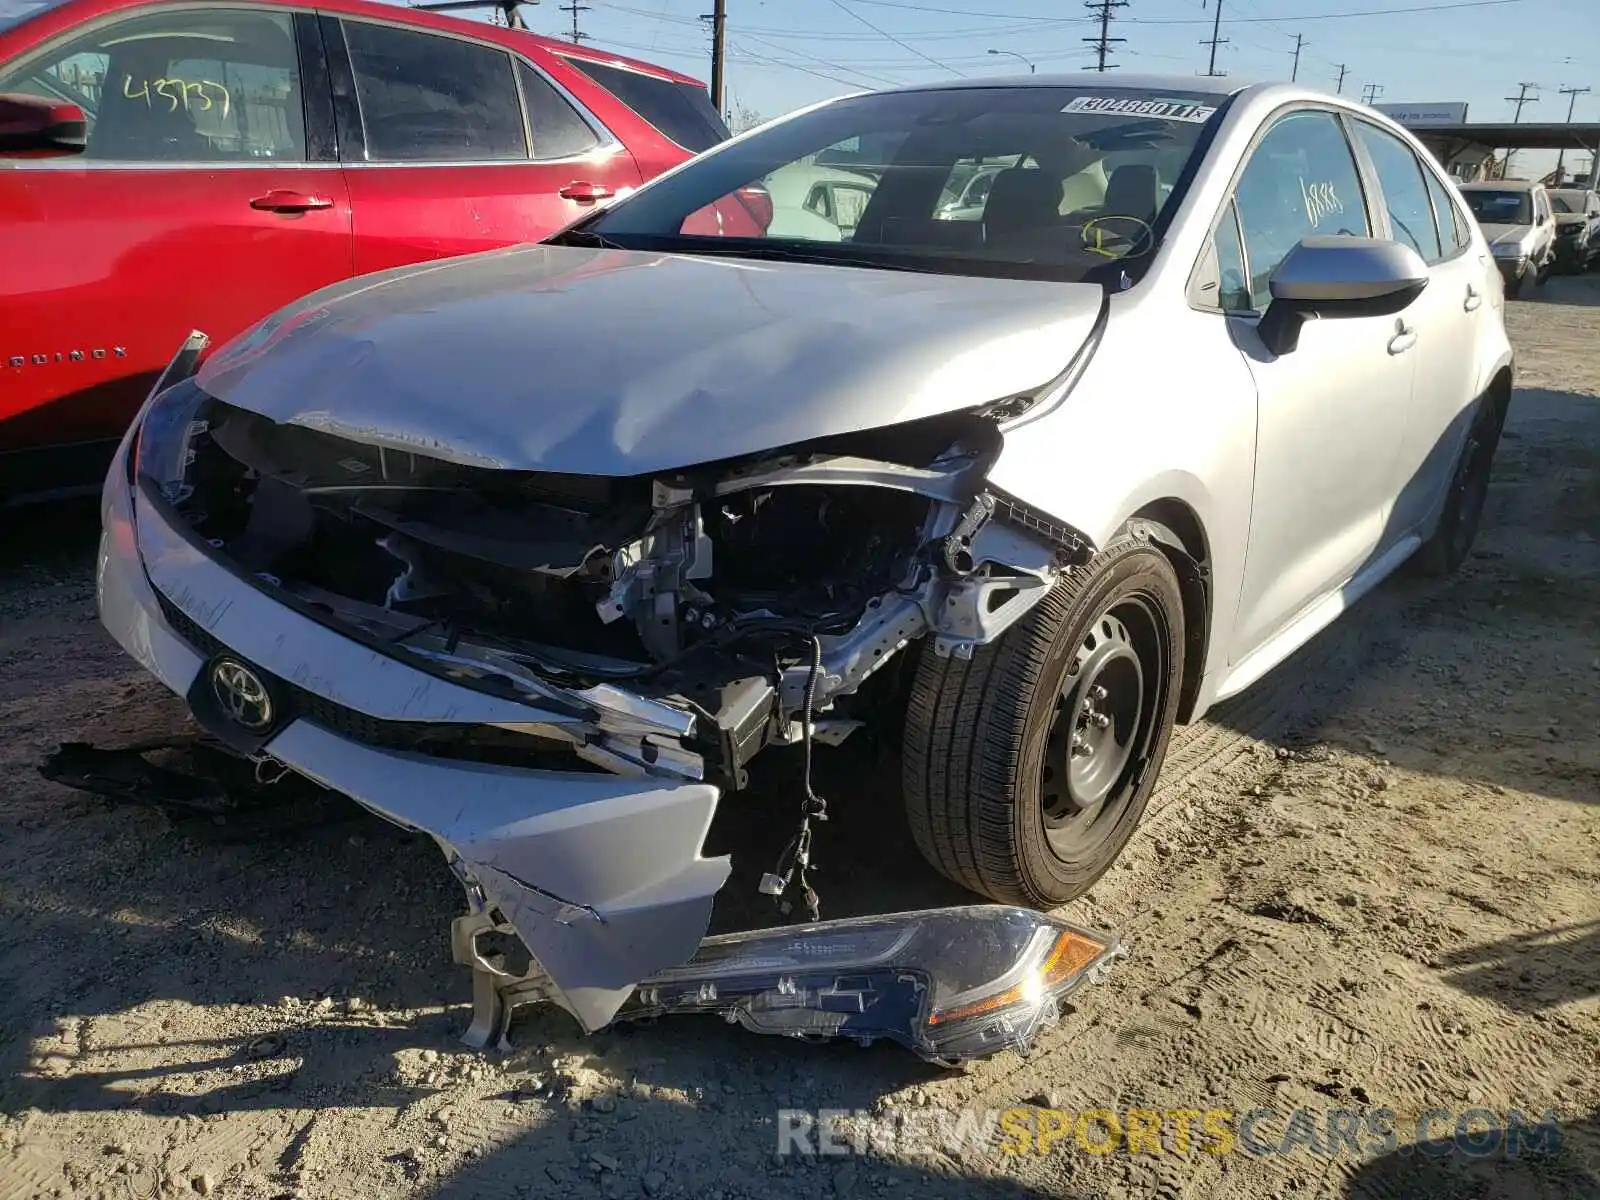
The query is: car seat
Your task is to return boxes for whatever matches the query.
[981,166,1065,250]
[1102,163,1159,228]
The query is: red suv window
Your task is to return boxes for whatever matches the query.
[560,56,728,153]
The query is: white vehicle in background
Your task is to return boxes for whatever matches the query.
[1548,187,1600,272]
[1458,179,1558,295]
[760,160,879,239]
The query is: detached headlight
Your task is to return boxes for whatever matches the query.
[133,332,211,502]
[134,377,209,504]
[615,904,1124,1064]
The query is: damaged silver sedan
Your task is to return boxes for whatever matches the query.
[97,74,1512,1057]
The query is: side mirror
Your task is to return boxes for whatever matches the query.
[1257,235,1429,356]
[0,93,87,158]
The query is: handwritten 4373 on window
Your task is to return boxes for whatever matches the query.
[122,74,231,119]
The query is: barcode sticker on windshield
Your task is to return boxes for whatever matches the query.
[1062,96,1218,123]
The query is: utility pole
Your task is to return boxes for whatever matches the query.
[1200,0,1227,77]
[1555,84,1591,181]
[1361,82,1383,106]
[1334,63,1348,93]
[1082,0,1127,73]
[701,0,727,116]
[1289,33,1306,83]
[1505,81,1539,122]
[1503,82,1538,177]
[558,0,589,42]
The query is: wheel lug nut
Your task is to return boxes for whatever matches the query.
[1094,713,1111,729]
[1090,684,1107,701]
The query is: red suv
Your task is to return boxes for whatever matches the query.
[0,0,728,505]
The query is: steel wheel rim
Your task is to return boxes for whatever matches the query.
[1041,593,1166,858]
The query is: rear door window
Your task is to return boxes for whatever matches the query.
[343,21,526,161]
[1353,120,1442,263]
[560,56,728,152]
[1422,167,1469,253]
[516,61,599,159]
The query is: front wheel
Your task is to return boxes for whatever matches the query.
[902,534,1186,907]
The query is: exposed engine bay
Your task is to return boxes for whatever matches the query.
[161,389,1090,799]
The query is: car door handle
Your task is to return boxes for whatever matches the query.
[250,190,334,214]
[1387,320,1417,355]
[559,181,613,203]
[1464,284,1482,312]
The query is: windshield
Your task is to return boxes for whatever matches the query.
[1462,189,1531,226]
[0,0,67,32]
[1549,191,1585,214]
[577,85,1229,282]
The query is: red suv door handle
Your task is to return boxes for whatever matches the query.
[559,181,613,203]
[250,190,334,214]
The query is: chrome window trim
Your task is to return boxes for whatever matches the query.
[0,0,316,169]
[338,143,631,170]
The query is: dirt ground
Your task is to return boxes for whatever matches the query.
[1,276,1597,1200]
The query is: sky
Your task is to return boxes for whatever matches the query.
[428,0,1600,174]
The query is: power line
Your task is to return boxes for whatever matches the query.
[1334,62,1348,93]
[1289,33,1306,81]
[822,0,967,75]
[1082,0,1126,72]
[738,31,905,86]
[851,0,1524,24]
[1201,0,1228,77]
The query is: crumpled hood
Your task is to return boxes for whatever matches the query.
[1479,222,1534,250]
[196,244,1105,475]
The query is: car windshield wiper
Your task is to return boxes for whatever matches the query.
[659,240,928,274]
[545,227,629,250]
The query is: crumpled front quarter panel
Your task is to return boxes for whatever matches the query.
[986,286,1259,703]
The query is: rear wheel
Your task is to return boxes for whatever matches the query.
[902,534,1185,907]
[1412,390,1508,577]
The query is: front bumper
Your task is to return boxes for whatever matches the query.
[1493,256,1529,287]
[98,432,730,1032]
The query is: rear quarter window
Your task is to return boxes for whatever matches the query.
[561,56,728,152]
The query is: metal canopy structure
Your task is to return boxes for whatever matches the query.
[1394,121,1600,184]
[1404,121,1600,152]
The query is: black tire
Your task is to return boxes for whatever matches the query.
[1412,389,1508,577]
[1505,268,1527,299]
[902,534,1185,907]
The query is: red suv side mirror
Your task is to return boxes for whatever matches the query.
[0,93,88,158]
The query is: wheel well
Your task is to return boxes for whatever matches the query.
[1127,499,1210,725]
[1486,366,1513,419]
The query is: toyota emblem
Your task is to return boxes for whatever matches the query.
[208,658,274,732]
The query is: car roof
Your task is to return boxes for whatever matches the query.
[879,71,1251,98]
[3,0,707,86]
